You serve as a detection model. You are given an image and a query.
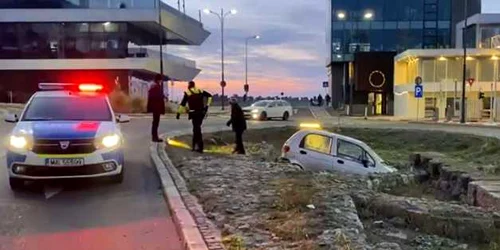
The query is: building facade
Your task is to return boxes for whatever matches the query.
[394,49,500,121]
[0,0,209,102]
[326,0,481,114]
[456,14,500,49]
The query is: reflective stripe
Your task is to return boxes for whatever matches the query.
[185,88,202,96]
[177,106,187,114]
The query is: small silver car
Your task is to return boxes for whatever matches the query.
[281,129,396,175]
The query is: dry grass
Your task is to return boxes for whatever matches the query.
[272,176,318,212]
[265,211,311,241]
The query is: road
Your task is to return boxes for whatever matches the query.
[0,107,499,250]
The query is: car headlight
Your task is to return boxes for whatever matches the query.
[9,135,28,149]
[101,134,121,148]
[251,109,260,113]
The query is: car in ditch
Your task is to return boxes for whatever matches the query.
[281,128,396,175]
[242,100,293,121]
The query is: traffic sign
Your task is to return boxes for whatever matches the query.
[467,78,475,86]
[220,81,227,88]
[322,81,329,88]
[415,85,423,98]
[415,76,422,85]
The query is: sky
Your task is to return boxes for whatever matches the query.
[164,0,500,99]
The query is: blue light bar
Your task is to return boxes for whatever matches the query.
[38,83,74,91]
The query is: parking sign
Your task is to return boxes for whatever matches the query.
[415,85,423,98]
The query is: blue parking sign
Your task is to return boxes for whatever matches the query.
[415,85,423,98]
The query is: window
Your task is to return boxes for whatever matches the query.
[268,102,277,107]
[479,58,495,82]
[337,140,364,161]
[22,96,112,121]
[422,59,436,82]
[302,134,332,154]
[276,101,283,107]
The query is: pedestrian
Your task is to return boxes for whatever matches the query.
[318,94,323,107]
[147,74,166,142]
[226,98,247,154]
[325,94,331,107]
[176,81,213,153]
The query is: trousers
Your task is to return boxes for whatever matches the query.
[234,130,245,154]
[190,112,205,152]
[151,112,161,140]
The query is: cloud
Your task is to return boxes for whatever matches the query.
[251,44,322,62]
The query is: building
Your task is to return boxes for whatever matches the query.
[0,0,209,102]
[456,13,500,49]
[326,0,481,114]
[394,49,500,121]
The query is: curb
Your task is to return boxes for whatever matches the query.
[408,121,500,129]
[150,143,209,250]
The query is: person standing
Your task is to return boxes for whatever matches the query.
[147,74,166,142]
[226,98,247,154]
[318,94,323,107]
[176,81,212,153]
[325,94,331,107]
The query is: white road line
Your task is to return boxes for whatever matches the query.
[44,185,63,200]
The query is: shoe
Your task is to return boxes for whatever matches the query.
[152,138,164,143]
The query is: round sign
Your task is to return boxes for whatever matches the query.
[220,81,227,88]
[369,70,386,89]
[467,78,475,86]
[415,76,422,85]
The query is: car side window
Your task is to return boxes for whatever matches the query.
[301,134,332,154]
[337,139,364,162]
[268,102,276,107]
[366,153,376,167]
[277,101,283,107]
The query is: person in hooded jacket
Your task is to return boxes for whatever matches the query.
[226,98,247,154]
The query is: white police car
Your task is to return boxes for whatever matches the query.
[4,83,129,190]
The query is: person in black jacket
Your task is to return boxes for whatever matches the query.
[147,74,166,142]
[226,98,247,154]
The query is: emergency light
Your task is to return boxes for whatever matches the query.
[38,83,104,93]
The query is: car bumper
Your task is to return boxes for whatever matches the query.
[244,113,260,120]
[6,148,124,180]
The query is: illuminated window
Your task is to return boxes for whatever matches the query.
[302,134,332,154]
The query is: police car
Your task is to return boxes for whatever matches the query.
[4,83,129,190]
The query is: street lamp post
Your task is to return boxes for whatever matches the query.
[245,35,260,95]
[204,8,237,110]
[460,0,468,124]
[157,0,165,97]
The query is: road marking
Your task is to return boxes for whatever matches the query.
[44,185,63,199]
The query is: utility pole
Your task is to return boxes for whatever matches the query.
[460,0,468,123]
[158,0,165,98]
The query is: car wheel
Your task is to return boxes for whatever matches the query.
[282,111,290,121]
[110,168,124,184]
[259,112,267,121]
[9,178,24,190]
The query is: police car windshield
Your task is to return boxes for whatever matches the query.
[22,96,112,121]
[252,101,270,107]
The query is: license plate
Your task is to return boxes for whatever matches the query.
[46,158,84,167]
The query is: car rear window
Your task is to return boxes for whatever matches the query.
[22,96,112,121]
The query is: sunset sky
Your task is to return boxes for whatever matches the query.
[165,0,500,99]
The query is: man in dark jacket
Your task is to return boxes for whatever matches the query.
[176,81,213,153]
[226,98,247,154]
[147,74,166,142]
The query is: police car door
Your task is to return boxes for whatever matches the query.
[297,133,333,171]
[333,139,370,175]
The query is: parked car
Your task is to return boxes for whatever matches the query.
[242,100,293,121]
[281,129,396,175]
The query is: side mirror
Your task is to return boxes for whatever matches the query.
[116,114,130,123]
[361,159,369,168]
[4,113,18,123]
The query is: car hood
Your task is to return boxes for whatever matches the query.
[243,106,262,111]
[12,121,117,139]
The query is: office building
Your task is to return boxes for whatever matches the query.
[326,0,481,115]
[0,0,209,102]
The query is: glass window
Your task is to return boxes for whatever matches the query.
[398,22,410,30]
[371,21,383,30]
[333,22,344,30]
[448,58,464,82]
[302,134,332,154]
[411,21,423,29]
[358,22,370,30]
[90,23,106,33]
[466,59,477,80]
[22,96,112,121]
[479,58,495,82]
[384,22,397,30]
[422,59,436,82]
[337,139,364,161]
[425,21,437,28]
[104,23,120,32]
[438,0,451,20]
[0,24,20,59]
[436,60,447,82]
[438,21,450,29]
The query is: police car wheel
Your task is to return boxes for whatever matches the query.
[9,178,24,190]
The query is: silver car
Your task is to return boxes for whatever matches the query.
[281,129,396,175]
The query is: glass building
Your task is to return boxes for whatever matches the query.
[326,0,481,114]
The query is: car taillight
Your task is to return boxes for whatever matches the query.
[282,145,290,153]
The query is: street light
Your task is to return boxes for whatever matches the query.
[245,35,260,96]
[204,7,238,110]
[363,11,374,20]
[337,12,346,20]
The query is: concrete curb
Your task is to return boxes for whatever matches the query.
[408,121,500,129]
[150,143,209,250]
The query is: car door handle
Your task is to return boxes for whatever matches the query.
[299,150,307,155]
[337,159,344,164]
